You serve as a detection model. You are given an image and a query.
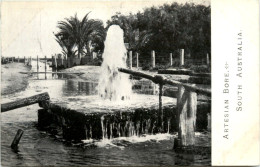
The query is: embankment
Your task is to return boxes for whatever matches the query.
[1,63,31,95]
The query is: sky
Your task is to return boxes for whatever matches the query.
[1,0,210,58]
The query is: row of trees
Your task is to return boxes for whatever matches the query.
[55,3,210,60]
[107,2,210,59]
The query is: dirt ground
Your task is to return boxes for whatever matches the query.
[1,63,31,95]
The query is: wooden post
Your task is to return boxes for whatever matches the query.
[30,56,32,66]
[18,57,20,63]
[91,52,94,60]
[24,56,26,65]
[151,50,155,68]
[45,56,47,79]
[54,55,57,72]
[177,85,197,147]
[159,83,163,131]
[136,53,139,68]
[170,53,173,66]
[36,55,39,79]
[1,92,50,112]
[206,53,210,65]
[37,55,39,72]
[93,52,97,59]
[180,49,184,66]
[11,129,24,149]
[207,113,211,131]
[129,51,132,69]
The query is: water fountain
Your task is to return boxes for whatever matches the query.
[38,25,210,142]
[98,25,132,101]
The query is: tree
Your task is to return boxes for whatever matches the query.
[54,33,76,58]
[55,13,106,59]
[107,2,211,59]
[83,19,106,54]
[106,12,139,51]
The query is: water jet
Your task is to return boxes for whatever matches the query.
[98,25,132,101]
[37,25,210,145]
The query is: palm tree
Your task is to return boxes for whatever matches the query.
[54,33,77,58]
[83,19,106,55]
[55,12,105,59]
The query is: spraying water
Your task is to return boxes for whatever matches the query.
[98,25,132,101]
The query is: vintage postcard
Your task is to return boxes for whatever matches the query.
[0,0,259,166]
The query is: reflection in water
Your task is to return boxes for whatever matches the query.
[61,79,160,97]
[1,61,211,166]
[78,81,97,95]
[133,80,159,95]
[61,80,98,97]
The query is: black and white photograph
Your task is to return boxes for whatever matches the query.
[1,0,215,166]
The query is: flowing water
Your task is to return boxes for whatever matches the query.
[98,25,132,101]
[1,62,211,166]
[1,26,210,166]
